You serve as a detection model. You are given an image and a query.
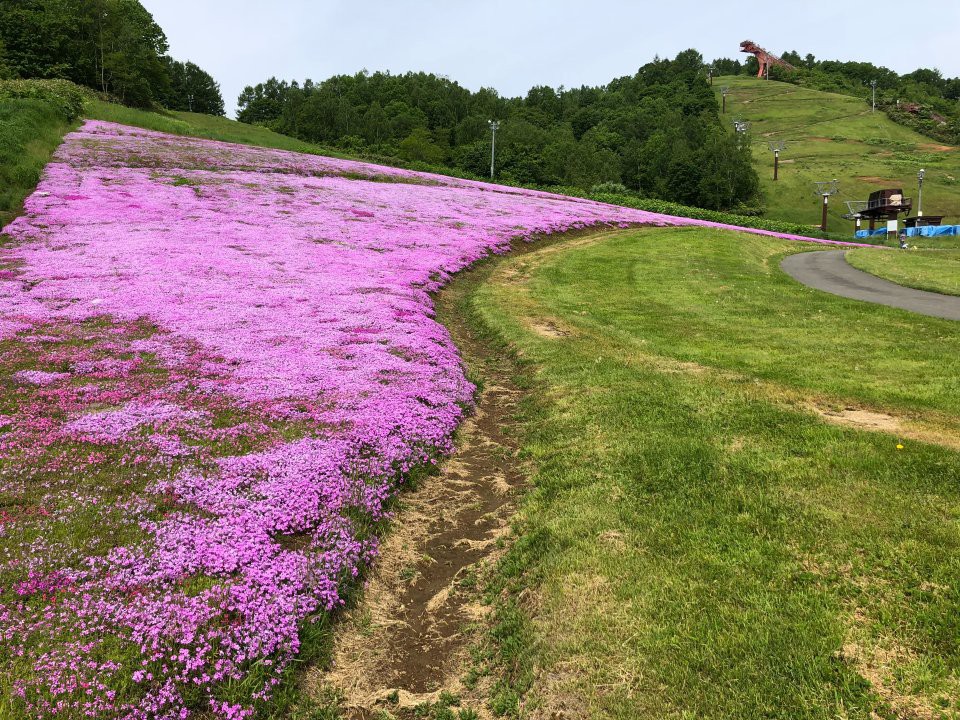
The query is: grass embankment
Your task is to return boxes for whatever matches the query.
[87,100,338,156]
[847,248,960,297]
[0,99,77,228]
[449,227,960,719]
[715,76,960,232]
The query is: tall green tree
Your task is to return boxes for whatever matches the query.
[162,58,224,115]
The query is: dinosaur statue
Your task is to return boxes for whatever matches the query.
[739,40,795,78]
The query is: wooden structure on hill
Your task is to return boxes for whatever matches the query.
[844,188,913,231]
[739,41,795,78]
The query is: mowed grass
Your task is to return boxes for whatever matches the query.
[847,248,960,297]
[715,76,960,232]
[448,226,960,719]
[0,99,77,229]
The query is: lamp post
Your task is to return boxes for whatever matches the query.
[488,120,500,179]
[768,141,787,181]
[721,86,729,114]
[870,80,877,112]
[813,179,839,232]
[917,168,925,218]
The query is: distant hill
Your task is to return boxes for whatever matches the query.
[716,76,960,230]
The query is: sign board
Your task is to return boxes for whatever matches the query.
[887,220,898,233]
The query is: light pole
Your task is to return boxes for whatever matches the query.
[813,179,839,232]
[768,141,787,181]
[721,86,729,114]
[488,120,500,179]
[870,80,877,112]
[917,168,925,218]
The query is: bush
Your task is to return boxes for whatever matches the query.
[590,181,630,195]
[0,79,92,121]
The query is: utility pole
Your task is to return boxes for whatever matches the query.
[917,168,925,218]
[488,120,500,179]
[813,180,839,232]
[721,86,729,114]
[708,65,714,86]
[768,141,787,181]
[870,79,877,112]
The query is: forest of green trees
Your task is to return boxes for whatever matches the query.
[236,50,760,211]
[0,0,224,114]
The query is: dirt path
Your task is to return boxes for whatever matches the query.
[304,273,527,718]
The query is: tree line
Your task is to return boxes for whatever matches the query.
[237,50,760,211]
[0,0,224,114]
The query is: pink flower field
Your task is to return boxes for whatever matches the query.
[0,121,859,718]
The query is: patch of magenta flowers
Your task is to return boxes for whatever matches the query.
[0,121,853,718]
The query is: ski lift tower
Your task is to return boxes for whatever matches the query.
[733,119,751,149]
[813,179,839,232]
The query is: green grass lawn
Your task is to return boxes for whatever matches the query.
[447,226,960,719]
[715,76,960,233]
[847,248,960,296]
[0,99,77,228]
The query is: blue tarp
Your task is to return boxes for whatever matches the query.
[908,225,960,237]
[855,225,960,238]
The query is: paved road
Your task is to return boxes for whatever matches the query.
[780,250,960,321]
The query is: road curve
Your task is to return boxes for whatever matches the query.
[780,250,960,321]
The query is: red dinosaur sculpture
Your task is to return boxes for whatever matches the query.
[740,40,795,78]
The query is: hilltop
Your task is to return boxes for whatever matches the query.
[716,76,960,230]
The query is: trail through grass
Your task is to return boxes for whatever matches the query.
[847,248,960,297]
[450,226,960,719]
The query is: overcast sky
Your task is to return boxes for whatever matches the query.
[143,0,960,119]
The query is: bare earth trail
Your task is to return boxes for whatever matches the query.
[305,259,528,718]
[781,249,960,320]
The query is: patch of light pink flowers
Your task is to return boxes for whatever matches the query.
[0,121,860,718]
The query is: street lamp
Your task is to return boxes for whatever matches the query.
[488,120,500,179]
[813,179,839,232]
[768,141,787,181]
[917,168,925,218]
[721,86,729,114]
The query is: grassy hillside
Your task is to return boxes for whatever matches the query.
[716,76,960,232]
[87,100,340,156]
[0,99,77,228]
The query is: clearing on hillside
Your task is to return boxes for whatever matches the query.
[717,76,960,231]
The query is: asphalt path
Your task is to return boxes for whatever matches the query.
[780,249,960,321]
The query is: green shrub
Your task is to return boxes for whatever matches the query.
[0,79,92,121]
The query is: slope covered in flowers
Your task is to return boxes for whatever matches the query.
[0,121,861,718]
